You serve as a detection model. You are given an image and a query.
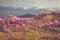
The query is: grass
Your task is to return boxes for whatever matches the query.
[0,27,60,40]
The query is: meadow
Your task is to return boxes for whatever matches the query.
[0,12,60,40]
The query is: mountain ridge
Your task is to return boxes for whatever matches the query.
[0,6,60,17]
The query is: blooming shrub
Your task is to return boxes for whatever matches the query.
[0,12,60,33]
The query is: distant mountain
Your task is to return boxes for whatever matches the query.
[0,6,60,17]
[18,14,36,18]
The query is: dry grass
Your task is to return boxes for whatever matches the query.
[0,28,60,40]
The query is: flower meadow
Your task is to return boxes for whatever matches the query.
[0,16,60,32]
[0,12,60,40]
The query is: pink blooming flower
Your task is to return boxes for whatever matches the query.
[7,18,11,23]
[3,25,7,29]
[19,18,24,21]
[28,21,32,25]
[0,18,3,22]
[38,25,43,28]
[7,21,10,23]
[56,22,60,25]
[22,23,27,28]
[38,24,44,28]
[7,18,11,21]
[48,21,54,26]
[15,24,21,29]
[4,28,10,33]
[13,24,16,26]
[49,26,52,28]
[44,21,52,25]
[8,24,12,28]
[44,22,50,26]
[22,18,27,23]
[17,17,21,21]
[13,24,21,29]
[17,18,26,23]
[48,21,53,25]
[58,22,60,24]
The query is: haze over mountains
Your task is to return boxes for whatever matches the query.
[0,6,60,17]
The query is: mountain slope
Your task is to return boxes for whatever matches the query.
[0,6,60,17]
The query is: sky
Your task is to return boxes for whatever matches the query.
[0,0,60,9]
